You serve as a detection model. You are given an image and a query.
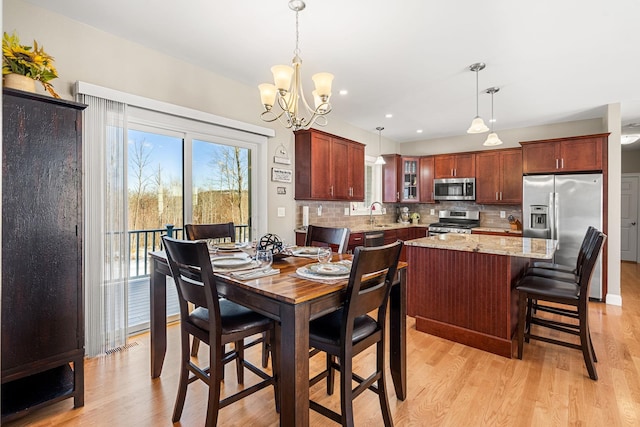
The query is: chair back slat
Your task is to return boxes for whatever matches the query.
[185,222,235,242]
[162,237,222,325]
[305,225,350,254]
[577,232,606,300]
[575,226,598,276]
[345,241,403,322]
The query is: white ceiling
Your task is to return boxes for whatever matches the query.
[24,0,640,150]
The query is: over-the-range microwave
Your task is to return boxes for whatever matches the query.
[433,178,476,201]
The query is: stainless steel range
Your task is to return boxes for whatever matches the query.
[428,210,480,236]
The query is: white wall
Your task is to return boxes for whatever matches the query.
[622,150,640,173]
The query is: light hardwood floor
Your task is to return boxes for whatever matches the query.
[6,262,640,426]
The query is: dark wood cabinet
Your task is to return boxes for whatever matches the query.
[520,133,608,174]
[475,148,522,204]
[434,153,476,178]
[294,129,365,201]
[382,155,421,203]
[2,89,86,422]
[419,156,435,203]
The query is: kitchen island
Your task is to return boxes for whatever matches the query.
[405,234,556,358]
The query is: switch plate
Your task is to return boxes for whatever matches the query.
[382,208,387,214]
[317,205,322,216]
[430,209,435,215]
[500,211,506,218]
[344,207,349,216]
[277,207,285,217]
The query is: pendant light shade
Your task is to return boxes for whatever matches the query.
[483,87,503,146]
[467,63,489,134]
[375,126,386,165]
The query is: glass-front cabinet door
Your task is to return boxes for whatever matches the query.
[401,157,419,202]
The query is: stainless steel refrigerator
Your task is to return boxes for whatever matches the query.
[522,174,603,299]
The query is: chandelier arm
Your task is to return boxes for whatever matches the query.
[260,109,294,129]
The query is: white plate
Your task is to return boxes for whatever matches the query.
[292,247,320,257]
[306,262,350,276]
[296,267,350,281]
[212,256,253,268]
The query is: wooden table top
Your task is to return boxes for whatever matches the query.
[151,251,406,305]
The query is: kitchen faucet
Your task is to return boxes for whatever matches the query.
[369,201,383,225]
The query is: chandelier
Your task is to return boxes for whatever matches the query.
[258,0,334,131]
[483,87,504,146]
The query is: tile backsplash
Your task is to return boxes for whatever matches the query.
[295,201,522,230]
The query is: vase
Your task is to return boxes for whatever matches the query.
[4,73,36,93]
[411,218,419,225]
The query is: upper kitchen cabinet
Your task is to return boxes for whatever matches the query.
[434,153,476,178]
[419,156,435,203]
[382,155,420,203]
[520,133,609,174]
[475,148,522,204]
[295,129,365,201]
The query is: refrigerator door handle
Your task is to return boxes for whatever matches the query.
[549,192,557,242]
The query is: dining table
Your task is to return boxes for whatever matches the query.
[148,249,407,427]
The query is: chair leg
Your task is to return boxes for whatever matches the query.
[205,342,223,427]
[376,339,393,427]
[517,291,527,359]
[235,339,245,384]
[173,331,192,423]
[339,354,355,427]
[580,313,598,380]
[587,325,598,363]
[525,298,533,343]
[326,354,335,395]
[270,327,280,413]
[262,331,270,368]
[191,337,201,357]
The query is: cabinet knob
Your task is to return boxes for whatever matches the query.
[556,159,559,169]
[561,158,564,169]
[496,192,499,200]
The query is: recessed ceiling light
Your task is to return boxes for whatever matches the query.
[339,89,348,95]
[416,129,423,133]
[621,135,640,145]
[385,113,393,118]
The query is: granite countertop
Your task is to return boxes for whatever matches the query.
[472,226,523,235]
[405,233,557,259]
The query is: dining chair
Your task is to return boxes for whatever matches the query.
[183,222,271,368]
[304,224,350,254]
[527,226,598,280]
[515,231,606,380]
[308,240,403,426]
[184,222,235,242]
[162,237,279,426]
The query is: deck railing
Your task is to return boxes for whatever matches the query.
[128,224,250,278]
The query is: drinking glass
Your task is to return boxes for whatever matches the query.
[317,247,332,265]
[256,250,273,271]
[206,239,218,255]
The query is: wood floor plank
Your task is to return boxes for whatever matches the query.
[5,262,640,426]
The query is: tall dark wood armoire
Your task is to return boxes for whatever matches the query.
[1,88,87,422]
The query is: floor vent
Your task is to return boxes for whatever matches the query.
[105,341,139,355]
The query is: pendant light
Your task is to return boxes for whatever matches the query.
[483,87,503,146]
[374,127,386,165]
[467,63,490,134]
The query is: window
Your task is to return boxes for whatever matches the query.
[350,156,384,216]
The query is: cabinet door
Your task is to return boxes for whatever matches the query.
[400,157,419,202]
[521,142,559,174]
[330,138,350,199]
[559,137,603,172]
[348,143,365,200]
[419,156,435,203]
[499,149,523,203]
[454,153,476,177]
[309,132,333,199]
[434,155,456,178]
[2,92,83,370]
[475,151,500,203]
[382,155,401,203]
